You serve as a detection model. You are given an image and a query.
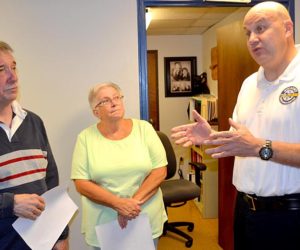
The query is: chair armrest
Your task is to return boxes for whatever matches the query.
[188,162,207,187]
[189,162,207,171]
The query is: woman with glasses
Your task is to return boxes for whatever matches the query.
[71,82,167,250]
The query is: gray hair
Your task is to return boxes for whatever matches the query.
[0,41,13,53]
[88,82,122,109]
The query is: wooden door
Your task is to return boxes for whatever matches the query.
[217,20,259,250]
[147,50,160,130]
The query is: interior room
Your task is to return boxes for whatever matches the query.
[146,5,251,250]
[0,0,299,250]
[142,1,299,249]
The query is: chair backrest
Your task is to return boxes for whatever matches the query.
[156,131,177,180]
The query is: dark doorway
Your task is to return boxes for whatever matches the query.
[147,50,160,130]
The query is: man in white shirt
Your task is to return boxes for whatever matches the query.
[171,2,300,250]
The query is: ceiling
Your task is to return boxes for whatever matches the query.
[146,7,243,35]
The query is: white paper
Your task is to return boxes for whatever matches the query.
[95,213,155,250]
[12,185,78,250]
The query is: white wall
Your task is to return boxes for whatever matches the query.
[147,35,203,132]
[147,35,203,167]
[0,1,139,249]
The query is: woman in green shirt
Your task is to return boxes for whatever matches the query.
[71,82,168,249]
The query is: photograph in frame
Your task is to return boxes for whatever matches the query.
[164,57,197,97]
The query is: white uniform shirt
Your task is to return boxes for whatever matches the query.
[232,45,300,196]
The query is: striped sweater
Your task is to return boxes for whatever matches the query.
[0,110,59,249]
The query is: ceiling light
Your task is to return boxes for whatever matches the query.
[145,8,152,30]
[204,0,251,3]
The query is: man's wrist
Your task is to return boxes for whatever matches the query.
[1,193,15,218]
[254,138,265,157]
[259,139,273,160]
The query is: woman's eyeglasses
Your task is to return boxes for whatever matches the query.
[95,95,124,108]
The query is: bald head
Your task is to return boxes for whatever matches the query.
[243,1,294,46]
[245,1,291,24]
[243,1,296,80]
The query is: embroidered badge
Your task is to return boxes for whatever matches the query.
[279,86,298,104]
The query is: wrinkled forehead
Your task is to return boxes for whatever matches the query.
[243,8,277,28]
[96,86,120,98]
[243,1,290,26]
[0,51,16,64]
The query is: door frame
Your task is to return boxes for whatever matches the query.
[137,0,295,120]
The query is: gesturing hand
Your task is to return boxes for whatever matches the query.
[204,118,261,158]
[13,194,45,220]
[171,110,212,147]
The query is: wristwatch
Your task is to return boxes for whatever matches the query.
[259,140,273,160]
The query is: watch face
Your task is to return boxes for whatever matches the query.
[259,147,273,160]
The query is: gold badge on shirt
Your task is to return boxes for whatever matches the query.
[279,86,298,104]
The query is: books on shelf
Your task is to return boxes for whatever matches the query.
[189,94,218,123]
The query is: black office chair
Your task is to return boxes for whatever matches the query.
[157,131,206,248]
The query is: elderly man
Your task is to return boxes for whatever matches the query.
[0,41,69,249]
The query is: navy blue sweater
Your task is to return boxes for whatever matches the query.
[0,110,62,249]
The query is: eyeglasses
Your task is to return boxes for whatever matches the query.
[95,95,124,108]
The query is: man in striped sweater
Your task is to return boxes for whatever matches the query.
[0,41,68,249]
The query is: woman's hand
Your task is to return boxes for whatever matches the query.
[74,180,141,219]
[114,197,141,219]
[117,214,128,229]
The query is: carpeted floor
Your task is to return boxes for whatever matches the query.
[158,201,222,250]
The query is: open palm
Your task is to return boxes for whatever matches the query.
[171,110,212,147]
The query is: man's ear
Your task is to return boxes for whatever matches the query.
[284,20,294,38]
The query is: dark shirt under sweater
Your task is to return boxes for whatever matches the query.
[0,110,59,250]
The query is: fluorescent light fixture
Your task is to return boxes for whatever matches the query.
[204,0,251,3]
[145,8,152,30]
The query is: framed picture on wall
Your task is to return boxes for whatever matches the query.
[164,56,197,97]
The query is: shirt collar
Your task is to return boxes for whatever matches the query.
[12,100,27,120]
[257,44,300,88]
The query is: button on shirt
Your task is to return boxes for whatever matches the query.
[232,45,300,197]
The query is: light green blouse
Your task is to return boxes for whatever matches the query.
[71,119,168,247]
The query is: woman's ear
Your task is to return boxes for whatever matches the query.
[93,108,99,117]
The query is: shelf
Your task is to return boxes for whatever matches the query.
[191,143,218,219]
[189,94,218,123]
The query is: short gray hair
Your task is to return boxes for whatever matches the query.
[88,82,122,109]
[0,41,13,53]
